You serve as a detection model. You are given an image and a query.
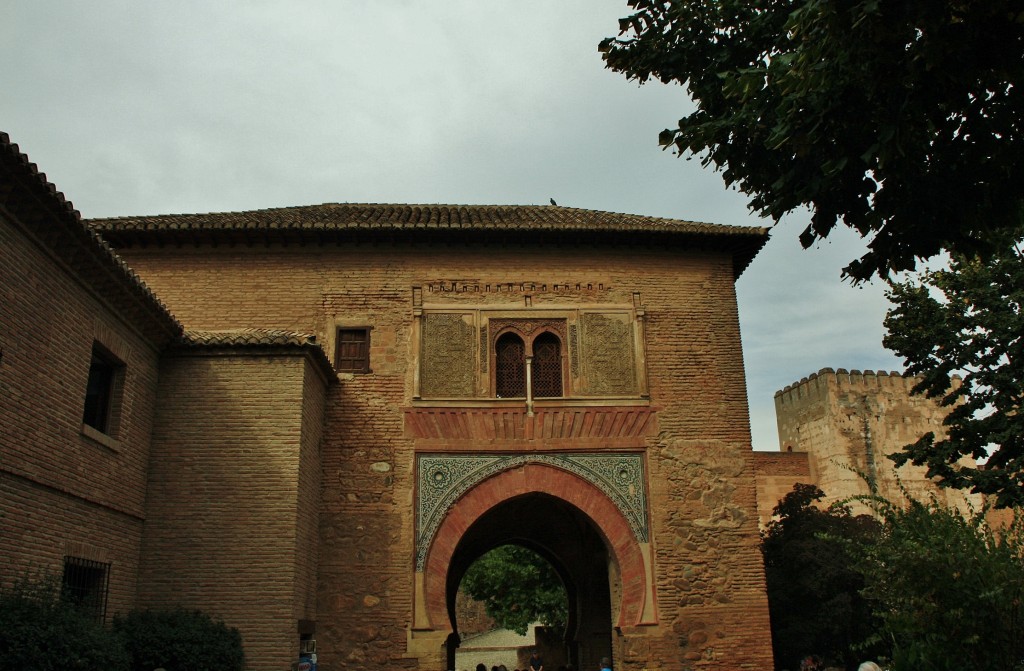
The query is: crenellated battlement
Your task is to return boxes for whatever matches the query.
[774,367,919,406]
[767,366,980,528]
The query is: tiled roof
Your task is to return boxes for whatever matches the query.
[175,329,335,381]
[89,202,764,235]
[180,328,318,348]
[89,203,770,277]
[0,132,182,344]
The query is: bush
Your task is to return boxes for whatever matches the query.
[0,574,129,671]
[853,497,1024,671]
[113,608,244,671]
[761,484,885,671]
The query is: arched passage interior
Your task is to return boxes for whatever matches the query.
[417,462,656,671]
[447,493,615,670]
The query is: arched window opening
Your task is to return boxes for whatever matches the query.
[495,333,526,398]
[532,332,563,398]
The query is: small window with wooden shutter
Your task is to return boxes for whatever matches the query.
[335,327,371,373]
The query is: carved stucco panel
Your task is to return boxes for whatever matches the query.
[420,313,477,397]
[580,312,637,396]
[487,318,567,349]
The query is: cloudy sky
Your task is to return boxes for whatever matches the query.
[2,1,904,450]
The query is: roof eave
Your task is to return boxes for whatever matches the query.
[0,132,183,345]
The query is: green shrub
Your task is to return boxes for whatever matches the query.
[761,484,886,670]
[113,608,244,671]
[853,498,1024,671]
[0,574,129,671]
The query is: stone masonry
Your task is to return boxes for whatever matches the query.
[756,368,983,527]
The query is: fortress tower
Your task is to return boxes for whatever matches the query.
[766,368,981,520]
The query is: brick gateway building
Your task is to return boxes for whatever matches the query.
[1,133,776,670]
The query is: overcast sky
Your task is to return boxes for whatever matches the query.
[1,1,904,450]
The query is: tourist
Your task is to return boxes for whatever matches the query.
[529,649,544,671]
[599,657,611,671]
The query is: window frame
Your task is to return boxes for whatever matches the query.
[82,342,125,437]
[490,324,568,399]
[494,331,527,398]
[334,326,372,374]
[413,304,650,403]
[530,330,564,398]
[61,556,111,622]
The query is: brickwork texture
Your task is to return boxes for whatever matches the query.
[0,208,164,620]
[110,243,774,671]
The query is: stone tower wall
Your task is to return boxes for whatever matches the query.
[774,368,981,514]
[751,451,812,528]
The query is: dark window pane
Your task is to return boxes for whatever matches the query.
[83,346,117,432]
[532,332,563,398]
[61,557,110,622]
[495,333,526,398]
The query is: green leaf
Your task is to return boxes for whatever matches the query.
[601,0,1024,280]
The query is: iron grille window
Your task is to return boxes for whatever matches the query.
[335,327,371,373]
[531,332,563,397]
[61,556,110,621]
[495,333,526,398]
[82,343,122,434]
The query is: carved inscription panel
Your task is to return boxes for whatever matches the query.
[580,313,637,396]
[420,313,477,397]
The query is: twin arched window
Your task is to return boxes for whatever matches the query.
[494,331,563,398]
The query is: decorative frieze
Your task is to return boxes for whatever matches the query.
[425,281,610,294]
[415,453,648,570]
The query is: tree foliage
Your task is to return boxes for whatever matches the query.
[460,545,568,636]
[600,1,1024,280]
[884,228,1024,507]
[852,495,1024,671]
[0,573,245,671]
[113,608,245,671]
[761,484,884,671]
[0,575,129,671]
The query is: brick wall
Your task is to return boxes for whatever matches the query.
[1,210,162,618]
[140,350,328,670]
[750,451,813,528]
[115,242,774,671]
[296,357,327,624]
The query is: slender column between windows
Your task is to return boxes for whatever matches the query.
[525,355,534,416]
